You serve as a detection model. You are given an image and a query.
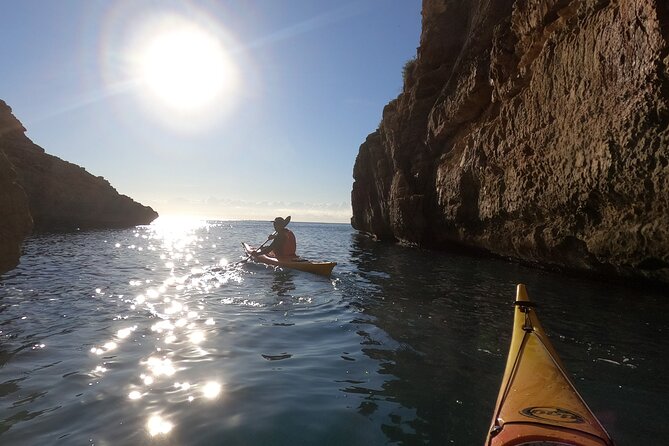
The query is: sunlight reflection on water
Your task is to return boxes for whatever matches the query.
[110,219,241,437]
[1,220,665,445]
[147,414,173,436]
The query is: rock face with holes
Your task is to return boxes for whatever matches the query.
[352,0,669,283]
[0,100,158,273]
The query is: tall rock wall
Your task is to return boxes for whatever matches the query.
[0,150,32,274]
[0,100,159,273]
[352,0,669,283]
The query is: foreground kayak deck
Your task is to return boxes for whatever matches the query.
[242,242,336,277]
[486,284,615,446]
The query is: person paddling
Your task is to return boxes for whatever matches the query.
[255,216,296,259]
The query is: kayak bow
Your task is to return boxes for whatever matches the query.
[486,284,615,446]
[242,242,336,277]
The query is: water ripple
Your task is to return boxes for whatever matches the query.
[0,221,666,445]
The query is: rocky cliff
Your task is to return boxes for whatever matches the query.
[0,100,158,273]
[352,0,669,283]
[0,149,32,273]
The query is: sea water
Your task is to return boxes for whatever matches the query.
[0,220,666,445]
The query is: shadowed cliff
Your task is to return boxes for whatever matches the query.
[0,149,32,273]
[0,100,158,273]
[352,0,669,284]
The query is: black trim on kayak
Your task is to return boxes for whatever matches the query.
[492,420,616,444]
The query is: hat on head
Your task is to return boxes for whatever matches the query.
[273,215,291,228]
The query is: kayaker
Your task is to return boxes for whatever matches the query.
[256,216,296,258]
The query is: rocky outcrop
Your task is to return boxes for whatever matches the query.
[0,100,158,272]
[352,0,669,283]
[0,149,32,274]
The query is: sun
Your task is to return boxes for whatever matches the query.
[135,22,237,112]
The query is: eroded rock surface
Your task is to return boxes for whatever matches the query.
[352,0,669,283]
[0,100,158,273]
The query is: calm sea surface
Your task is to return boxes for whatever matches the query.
[0,220,666,445]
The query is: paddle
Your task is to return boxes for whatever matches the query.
[253,232,276,254]
[236,232,276,265]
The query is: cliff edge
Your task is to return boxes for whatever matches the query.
[0,100,158,273]
[352,0,669,283]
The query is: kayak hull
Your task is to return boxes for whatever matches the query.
[242,242,336,277]
[485,284,614,446]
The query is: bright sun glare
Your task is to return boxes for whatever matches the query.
[135,22,236,112]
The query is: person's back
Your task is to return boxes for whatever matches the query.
[273,227,296,258]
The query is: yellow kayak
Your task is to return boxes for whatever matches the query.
[486,284,615,446]
[242,242,336,277]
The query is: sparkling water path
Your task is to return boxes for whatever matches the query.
[0,220,666,445]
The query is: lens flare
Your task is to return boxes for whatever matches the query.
[138,26,232,111]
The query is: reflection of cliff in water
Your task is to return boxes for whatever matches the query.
[345,233,514,443]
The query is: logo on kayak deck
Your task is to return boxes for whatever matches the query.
[520,407,585,424]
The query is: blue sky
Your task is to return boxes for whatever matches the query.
[1,0,421,223]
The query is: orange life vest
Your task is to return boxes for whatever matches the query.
[275,228,296,257]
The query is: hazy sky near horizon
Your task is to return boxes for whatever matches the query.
[1,0,421,223]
